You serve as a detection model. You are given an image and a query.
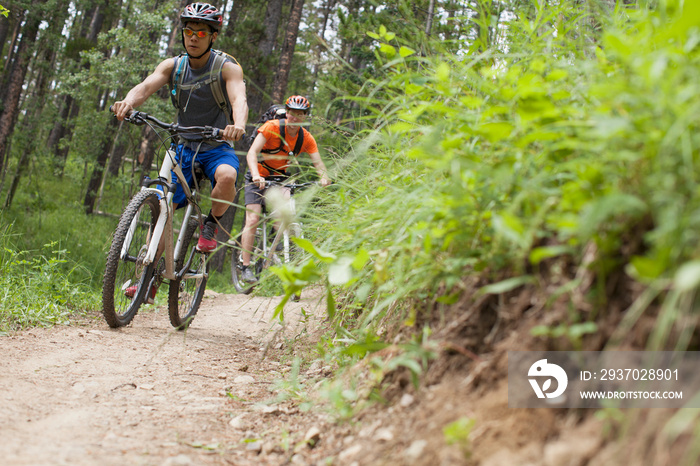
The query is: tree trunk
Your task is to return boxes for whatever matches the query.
[271,0,305,104]
[0,11,40,177]
[84,117,119,214]
[46,0,91,165]
[310,0,336,91]
[0,10,9,63]
[2,7,22,74]
[82,0,123,214]
[47,95,72,160]
[247,0,283,118]
[425,0,436,35]
[107,124,127,177]
[4,3,67,208]
[218,0,230,36]
[167,0,190,56]
[1,8,24,107]
[0,137,10,195]
[43,0,73,161]
[59,1,115,180]
[94,121,126,213]
[3,147,27,208]
[137,126,159,173]
[87,0,108,42]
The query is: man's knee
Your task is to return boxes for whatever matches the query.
[244,209,260,229]
[245,213,259,227]
[215,165,238,186]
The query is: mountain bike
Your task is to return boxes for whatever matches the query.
[230,177,315,296]
[102,109,226,330]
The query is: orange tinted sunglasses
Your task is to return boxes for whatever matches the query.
[183,28,213,38]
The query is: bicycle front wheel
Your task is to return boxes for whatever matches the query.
[284,224,302,302]
[102,190,160,328]
[168,219,208,330]
[284,223,303,264]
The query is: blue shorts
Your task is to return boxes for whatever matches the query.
[171,143,240,206]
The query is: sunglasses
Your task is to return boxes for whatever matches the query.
[183,28,213,38]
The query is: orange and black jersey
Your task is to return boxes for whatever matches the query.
[256,119,318,177]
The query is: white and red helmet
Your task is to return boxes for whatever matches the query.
[285,95,311,113]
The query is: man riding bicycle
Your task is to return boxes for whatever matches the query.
[112,2,247,301]
[240,95,331,283]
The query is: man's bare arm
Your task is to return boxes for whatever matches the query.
[308,151,332,187]
[222,61,248,141]
[112,58,174,120]
[246,133,269,188]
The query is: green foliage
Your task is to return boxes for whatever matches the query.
[443,417,476,456]
[318,377,360,421]
[270,0,700,360]
[57,1,178,196]
[0,224,98,333]
[0,4,9,17]
[531,322,598,351]
[270,357,309,405]
[3,176,115,288]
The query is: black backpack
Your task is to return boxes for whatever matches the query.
[249,104,284,146]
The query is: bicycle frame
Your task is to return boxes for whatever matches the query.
[263,194,300,267]
[231,179,315,295]
[121,147,202,281]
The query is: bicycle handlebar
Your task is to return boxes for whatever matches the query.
[263,177,318,190]
[110,106,226,142]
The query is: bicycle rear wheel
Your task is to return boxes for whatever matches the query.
[168,218,208,330]
[102,190,160,328]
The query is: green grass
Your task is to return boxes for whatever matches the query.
[0,222,100,333]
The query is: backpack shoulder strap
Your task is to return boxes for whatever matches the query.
[291,127,305,157]
[278,119,287,153]
[209,50,232,124]
[261,119,287,154]
[170,54,187,112]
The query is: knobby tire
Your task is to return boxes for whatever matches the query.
[102,190,160,328]
[168,218,208,329]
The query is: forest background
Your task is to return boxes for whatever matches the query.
[2,0,700,462]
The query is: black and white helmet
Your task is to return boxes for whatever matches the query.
[180,3,223,31]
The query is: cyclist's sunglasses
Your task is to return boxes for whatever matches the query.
[183,27,213,38]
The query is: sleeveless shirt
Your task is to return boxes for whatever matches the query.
[170,52,231,151]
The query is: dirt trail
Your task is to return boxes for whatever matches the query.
[0,289,328,466]
[2,286,640,466]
